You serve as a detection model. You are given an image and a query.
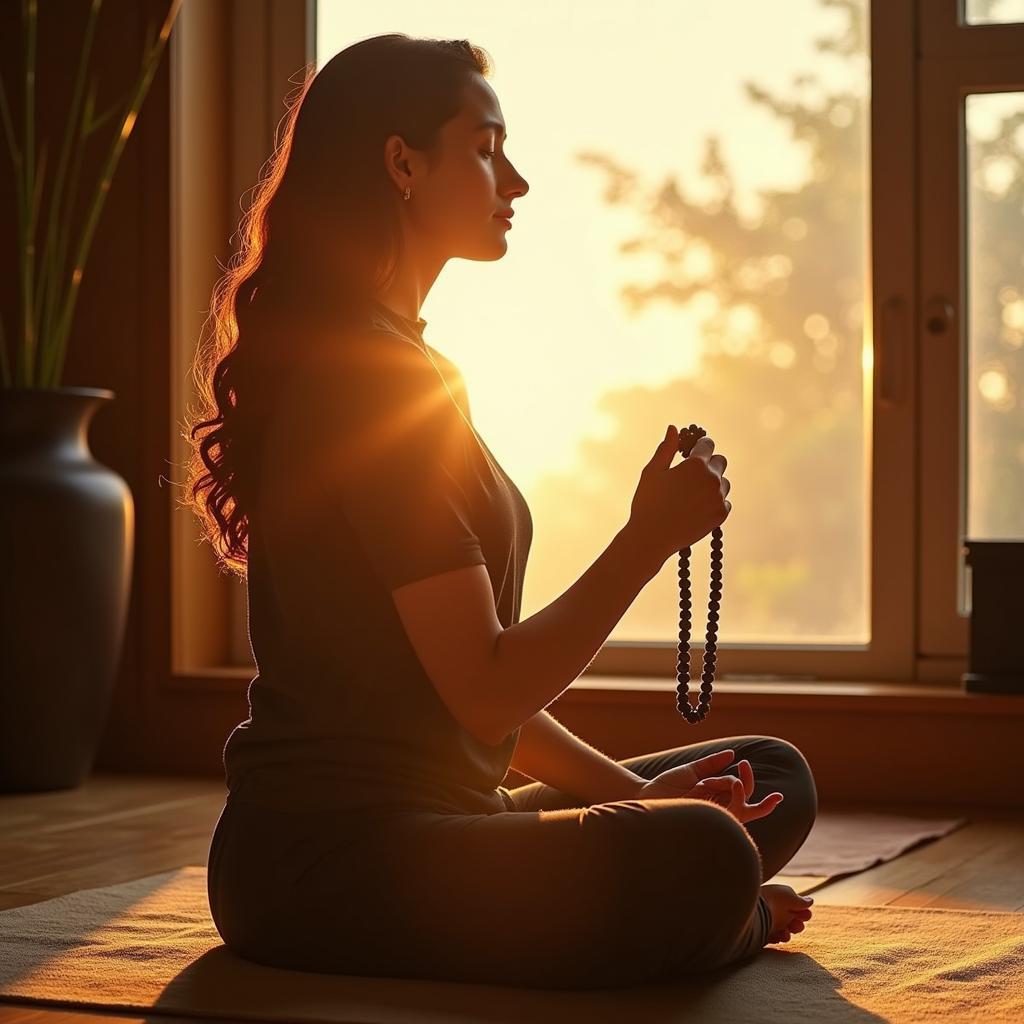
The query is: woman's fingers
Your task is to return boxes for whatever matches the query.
[736,759,755,798]
[695,777,736,792]
[690,777,736,797]
[705,771,785,824]
[727,778,750,816]
[733,788,784,823]
[692,750,736,779]
[689,779,735,808]
[751,793,785,819]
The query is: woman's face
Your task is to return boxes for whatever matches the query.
[385,74,529,262]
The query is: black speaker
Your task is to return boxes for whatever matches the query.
[961,540,1024,696]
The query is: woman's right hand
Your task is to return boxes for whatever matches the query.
[626,424,732,566]
[633,751,785,825]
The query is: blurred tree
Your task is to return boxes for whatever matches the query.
[523,0,1020,646]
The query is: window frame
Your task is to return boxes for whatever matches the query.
[921,0,1024,54]
[170,0,1018,692]
[917,11,1024,664]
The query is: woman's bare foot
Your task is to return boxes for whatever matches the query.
[760,883,814,943]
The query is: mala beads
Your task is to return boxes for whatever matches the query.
[675,424,723,723]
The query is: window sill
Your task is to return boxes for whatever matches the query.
[564,675,1024,717]
[172,668,1024,717]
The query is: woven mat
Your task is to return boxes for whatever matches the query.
[0,864,1021,1023]
[767,808,968,891]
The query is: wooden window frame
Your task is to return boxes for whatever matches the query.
[917,1,1024,665]
[167,0,1019,695]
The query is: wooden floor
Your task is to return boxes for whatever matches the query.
[0,772,1022,1023]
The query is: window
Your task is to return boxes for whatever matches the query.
[171,0,1023,687]
[918,8,1024,660]
[318,0,875,681]
[964,0,1024,26]
[964,92,1024,552]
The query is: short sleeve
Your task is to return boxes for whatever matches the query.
[299,332,487,591]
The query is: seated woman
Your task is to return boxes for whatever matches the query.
[190,32,818,990]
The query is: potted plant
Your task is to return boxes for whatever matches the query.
[0,0,182,792]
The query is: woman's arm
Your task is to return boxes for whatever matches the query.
[481,524,663,744]
[508,709,643,805]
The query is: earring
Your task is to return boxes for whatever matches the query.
[403,186,411,200]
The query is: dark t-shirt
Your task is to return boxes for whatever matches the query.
[222,299,533,815]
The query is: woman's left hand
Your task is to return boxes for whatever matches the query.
[633,749,785,824]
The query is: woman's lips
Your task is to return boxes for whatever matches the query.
[494,216,512,228]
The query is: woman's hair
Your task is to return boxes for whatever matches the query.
[180,34,493,579]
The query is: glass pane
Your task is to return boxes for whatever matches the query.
[964,0,1024,25]
[964,93,1024,547]
[317,0,871,646]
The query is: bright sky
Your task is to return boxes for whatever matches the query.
[315,1,869,490]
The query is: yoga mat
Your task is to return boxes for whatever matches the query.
[0,865,1020,1023]
[767,809,969,891]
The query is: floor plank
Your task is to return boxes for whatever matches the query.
[0,1010,248,1024]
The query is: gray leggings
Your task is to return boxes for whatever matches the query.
[207,733,817,990]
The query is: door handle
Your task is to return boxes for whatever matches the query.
[924,296,955,335]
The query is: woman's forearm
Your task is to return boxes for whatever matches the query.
[482,524,663,744]
[508,709,643,805]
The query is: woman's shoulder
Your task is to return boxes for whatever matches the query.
[292,324,435,390]
[280,327,468,442]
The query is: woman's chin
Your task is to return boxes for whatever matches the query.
[467,239,509,261]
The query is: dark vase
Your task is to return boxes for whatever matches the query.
[0,386,134,792]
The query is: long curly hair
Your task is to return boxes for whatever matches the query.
[179,33,492,580]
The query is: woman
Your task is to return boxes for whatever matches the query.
[188,33,818,990]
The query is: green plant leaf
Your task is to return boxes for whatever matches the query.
[42,0,184,387]
[34,0,103,373]
[85,85,137,138]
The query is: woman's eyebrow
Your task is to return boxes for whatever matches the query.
[475,118,508,140]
